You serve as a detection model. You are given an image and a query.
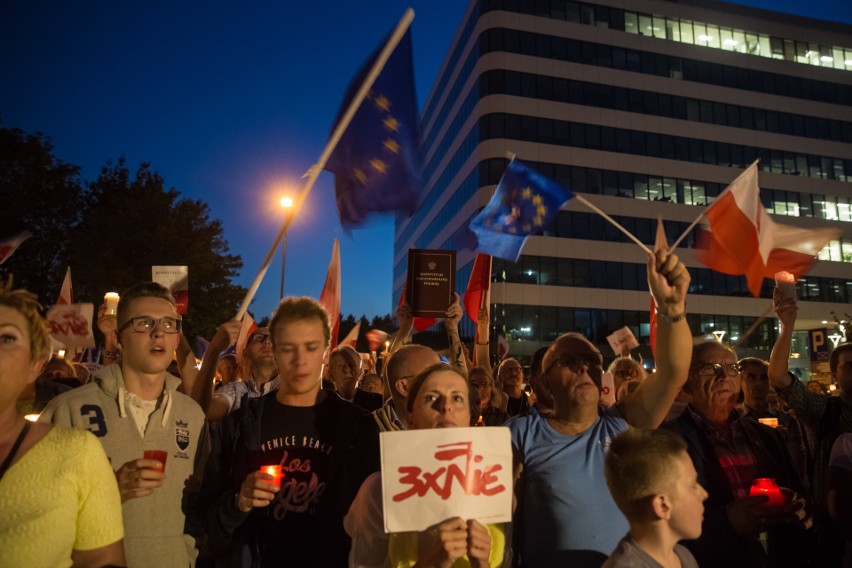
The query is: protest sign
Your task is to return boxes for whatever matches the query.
[380,427,512,533]
[46,303,96,349]
[606,326,639,356]
[152,266,189,314]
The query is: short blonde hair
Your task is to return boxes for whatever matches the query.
[605,428,688,521]
[0,277,52,362]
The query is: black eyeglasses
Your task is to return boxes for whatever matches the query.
[546,353,603,376]
[249,333,271,344]
[119,316,182,334]
[694,363,740,377]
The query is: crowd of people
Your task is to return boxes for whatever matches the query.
[1,245,851,567]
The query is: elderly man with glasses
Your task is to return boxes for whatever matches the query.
[662,341,813,568]
[508,250,692,568]
[41,282,208,567]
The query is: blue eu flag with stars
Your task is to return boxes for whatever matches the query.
[469,160,575,262]
[325,28,420,228]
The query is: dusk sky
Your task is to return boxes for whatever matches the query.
[2,1,850,323]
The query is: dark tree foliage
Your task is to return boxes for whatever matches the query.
[0,127,84,302]
[0,126,246,340]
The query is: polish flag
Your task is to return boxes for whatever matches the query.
[399,278,436,332]
[340,321,360,349]
[57,266,73,305]
[366,328,389,352]
[235,314,258,364]
[0,231,32,265]
[696,162,840,297]
[319,239,341,350]
[649,216,667,357]
[463,254,491,324]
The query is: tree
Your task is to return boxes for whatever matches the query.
[0,125,246,340]
[0,126,84,302]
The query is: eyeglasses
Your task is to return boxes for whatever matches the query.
[249,333,271,344]
[694,363,740,377]
[546,353,603,376]
[470,380,491,389]
[119,316,182,334]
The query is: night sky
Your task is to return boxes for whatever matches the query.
[2,0,850,323]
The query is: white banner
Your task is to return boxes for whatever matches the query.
[380,427,512,533]
[46,303,96,349]
[152,266,189,315]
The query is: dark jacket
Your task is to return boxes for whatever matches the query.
[663,408,811,568]
[196,390,367,567]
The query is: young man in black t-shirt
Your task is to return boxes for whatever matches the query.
[198,297,367,567]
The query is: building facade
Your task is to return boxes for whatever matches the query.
[393,0,852,374]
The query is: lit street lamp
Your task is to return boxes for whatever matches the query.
[279,196,294,299]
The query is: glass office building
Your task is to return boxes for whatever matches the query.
[393,0,852,369]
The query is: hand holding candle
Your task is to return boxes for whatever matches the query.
[260,465,284,489]
[750,478,785,507]
[758,417,779,429]
[236,468,282,512]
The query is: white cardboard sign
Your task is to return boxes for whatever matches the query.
[607,326,639,355]
[46,303,96,349]
[380,427,512,533]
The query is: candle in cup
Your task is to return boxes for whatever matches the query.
[750,477,784,507]
[143,450,168,473]
[758,417,779,429]
[260,465,283,489]
[104,292,120,315]
[773,271,796,300]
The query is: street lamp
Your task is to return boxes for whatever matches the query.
[279,197,294,299]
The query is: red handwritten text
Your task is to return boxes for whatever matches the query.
[49,312,89,337]
[392,441,505,502]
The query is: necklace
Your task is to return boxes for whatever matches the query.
[0,421,31,481]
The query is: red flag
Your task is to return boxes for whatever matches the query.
[0,231,32,265]
[696,163,840,297]
[463,254,491,324]
[319,240,341,350]
[57,266,73,305]
[649,216,667,357]
[399,278,437,332]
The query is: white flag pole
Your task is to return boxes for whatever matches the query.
[573,195,652,255]
[235,9,415,320]
[668,160,760,252]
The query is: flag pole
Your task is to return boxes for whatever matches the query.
[669,160,760,253]
[235,9,415,320]
[574,195,652,255]
[733,303,775,349]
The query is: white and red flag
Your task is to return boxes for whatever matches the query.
[695,162,840,297]
[0,231,32,265]
[340,321,360,349]
[463,254,491,325]
[57,266,73,305]
[235,313,258,364]
[319,239,341,350]
[366,328,389,352]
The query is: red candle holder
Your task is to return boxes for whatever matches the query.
[260,465,283,489]
[143,450,168,473]
[750,477,784,507]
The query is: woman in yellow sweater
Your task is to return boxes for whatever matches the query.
[0,278,125,567]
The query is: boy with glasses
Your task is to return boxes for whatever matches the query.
[42,282,208,567]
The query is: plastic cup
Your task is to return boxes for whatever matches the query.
[774,272,796,301]
[143,450,168,472]
[104,292,120,315]
[260,465,283,489]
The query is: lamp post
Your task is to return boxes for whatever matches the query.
[279,197,294,300]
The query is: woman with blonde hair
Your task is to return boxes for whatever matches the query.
[0,278,125,567]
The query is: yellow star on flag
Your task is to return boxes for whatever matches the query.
[522,187,532,199]
[369,159,387,173]
[383,138,400,154]
[532,194,542,206]
[537,205,547,216]
[354,168,367,184]
[374,95,390,111]
[383,117,400,132]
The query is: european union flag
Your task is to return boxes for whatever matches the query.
[469,160,575,262]
[325,27,420,228]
